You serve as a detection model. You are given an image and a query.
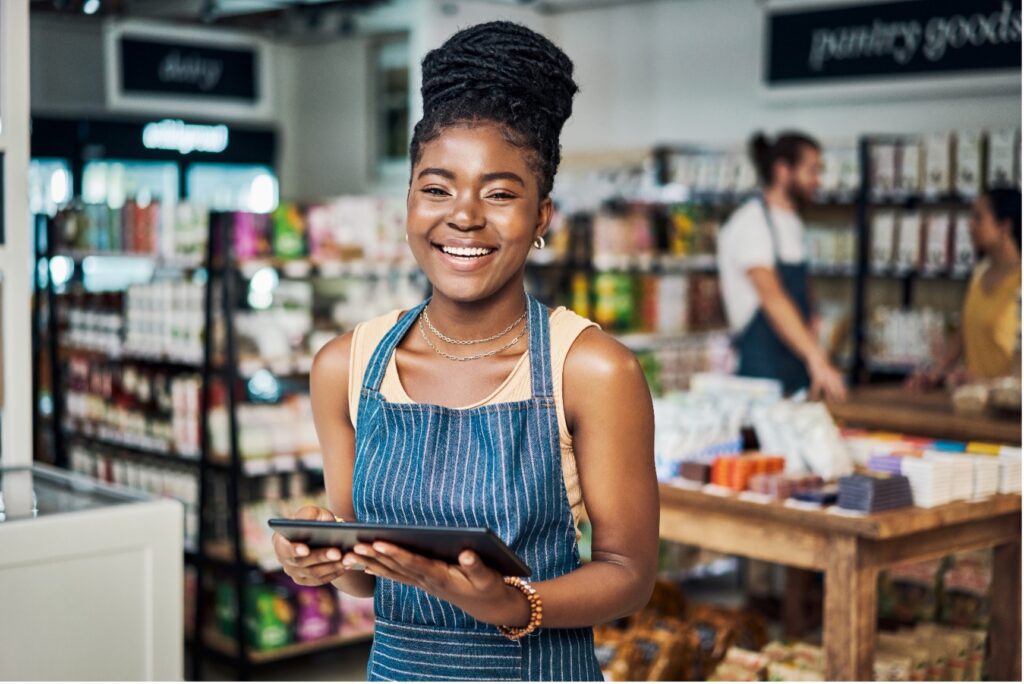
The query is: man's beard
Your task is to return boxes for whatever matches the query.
[786,181,814,212]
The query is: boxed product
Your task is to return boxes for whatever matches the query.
[897,140,922,195]
[955,129,985,198]
[987,127,1020,187]
[871,211,898,272]
[951,213,975,277]
[896,211,923,273]
[337,592,375,637]
[871,143,898,197]
[924,131,954,197]
[922,212,951,273]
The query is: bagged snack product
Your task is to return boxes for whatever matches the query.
[633,578,688,623]
[874,652,913,681]
[593,624,629,681]
[709,661,760,681]
[722,646,770,674]
[685,606,738,679]
[767,662,824,681]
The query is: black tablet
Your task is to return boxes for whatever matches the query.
[268,520,532,577]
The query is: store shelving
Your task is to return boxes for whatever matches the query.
[34,206,388,681]
[202,627,374,665]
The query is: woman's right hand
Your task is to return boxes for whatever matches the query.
[272,505,349,586]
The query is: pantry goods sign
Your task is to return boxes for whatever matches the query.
[765,0,1021,85]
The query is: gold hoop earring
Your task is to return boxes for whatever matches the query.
[533,236,545,250]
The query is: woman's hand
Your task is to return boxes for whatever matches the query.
[347,542,530,627]
[272,505,349,587]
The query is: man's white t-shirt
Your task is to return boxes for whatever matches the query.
[717,198,806,333]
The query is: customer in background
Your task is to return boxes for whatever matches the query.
[908,187,1022,390]
[717,131,847,401]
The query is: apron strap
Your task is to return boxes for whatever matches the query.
[362,299,429,393]
[526,293,555,400]
[757,195,783,265]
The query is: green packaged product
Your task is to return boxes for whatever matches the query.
[215,577,295,651]
[272,203,307,259]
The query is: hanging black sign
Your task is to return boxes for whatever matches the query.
[766,0,1022,85]
[120,37,258,102]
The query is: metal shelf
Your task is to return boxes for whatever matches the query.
[63,428,211,469]
[200,627,373,665]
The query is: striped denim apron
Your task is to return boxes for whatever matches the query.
[352,294,602,682]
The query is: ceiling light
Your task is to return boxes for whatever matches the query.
[83,0,101,15]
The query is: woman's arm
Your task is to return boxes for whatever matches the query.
[528,327,659,627]
[303,334,375,597]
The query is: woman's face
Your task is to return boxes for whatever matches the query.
[407,123,551,303]
[969,194,1007,253]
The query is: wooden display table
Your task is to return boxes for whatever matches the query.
[827,386,1021,445]
[659,483,1022,680]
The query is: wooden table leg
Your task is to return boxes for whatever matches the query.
[989,539,1021,681]
[784,567,816,639]
[824,536,876,681]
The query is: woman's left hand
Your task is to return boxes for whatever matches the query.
[344,542,529,627]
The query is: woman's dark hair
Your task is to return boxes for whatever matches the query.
[748,131,821,187]
[410,21,579,198]
[985,185,1022,251]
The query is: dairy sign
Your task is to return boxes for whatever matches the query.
[766,0,1021,85]
[119,37,258,101]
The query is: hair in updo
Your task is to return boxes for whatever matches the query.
[411,21,579,198]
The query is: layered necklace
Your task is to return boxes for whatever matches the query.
[419,302,528,362]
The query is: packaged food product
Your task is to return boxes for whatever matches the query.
[767,662,823,681]
[898,140,922,195]
[874,652,913,681]
[987,127,1020,187]
[593,624,629,681]
[896,211,922,273]
[922,212,951,274]
[871,211,898,272]
[924,131,953,197]
[709,661,759,681]
[871,144,898,197]
[955,129,985,198]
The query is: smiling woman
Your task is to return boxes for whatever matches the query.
[271,20,659,682]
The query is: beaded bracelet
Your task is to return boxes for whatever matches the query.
[497,577,543,641]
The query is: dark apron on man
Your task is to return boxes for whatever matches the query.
[734,198,812,395]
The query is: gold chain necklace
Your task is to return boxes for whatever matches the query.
[422,306,527,345]
[418,314,527,362]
